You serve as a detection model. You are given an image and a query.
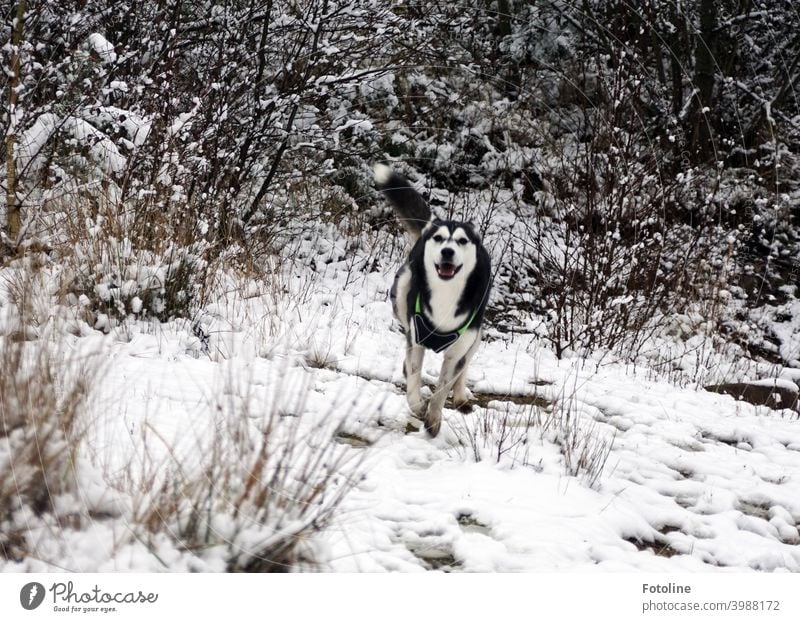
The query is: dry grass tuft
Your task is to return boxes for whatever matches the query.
[129,372,364,572]
[0,308,96,561]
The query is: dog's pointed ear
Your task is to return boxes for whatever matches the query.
[421,220,439,238]
[462,222,481,242]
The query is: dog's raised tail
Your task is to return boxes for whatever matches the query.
[374,164,431,240]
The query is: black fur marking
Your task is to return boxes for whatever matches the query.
[455,356,466,373]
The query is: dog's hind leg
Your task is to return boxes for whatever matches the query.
[405,343,426,417]
[452,372,471,412]
[452,337,479,413]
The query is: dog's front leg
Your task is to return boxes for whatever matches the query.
[425,334,479,436]
[424,356,458,437]
[404,343,426,417]
[424,351,462,437]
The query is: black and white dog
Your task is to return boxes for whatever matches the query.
[374,164,491,437]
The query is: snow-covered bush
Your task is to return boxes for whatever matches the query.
[17,192,209,330]
[2,2,409,252]
[490,56,741,359]
[64,238,207,329]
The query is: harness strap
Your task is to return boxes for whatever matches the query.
[415,293,478,336]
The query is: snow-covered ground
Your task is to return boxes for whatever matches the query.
[4,241,798,574]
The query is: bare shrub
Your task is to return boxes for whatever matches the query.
[514,62,738,360]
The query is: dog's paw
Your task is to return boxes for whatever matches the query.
[405,417,423,434]
[407,396,426,418]
[424,408,442,437]
[454,401,473,414]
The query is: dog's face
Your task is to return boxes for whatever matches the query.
[422,220,480,281]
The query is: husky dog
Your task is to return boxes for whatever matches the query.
[374,164,491,437]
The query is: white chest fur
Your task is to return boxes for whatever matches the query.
[425,268,469,331]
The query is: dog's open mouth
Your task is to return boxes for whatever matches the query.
[435,262,461,280]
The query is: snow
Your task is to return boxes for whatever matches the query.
[745,378,798,391]
[3,245,798,573]
[17,112,127,175]
[88,33,117,64]
[82,106,152,147]
[16,113,60,171]
[373,163,392,185]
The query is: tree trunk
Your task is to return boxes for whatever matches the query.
[4,0,26,249]
[690,0,717,160]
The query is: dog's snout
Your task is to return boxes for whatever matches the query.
[440,247,455,260]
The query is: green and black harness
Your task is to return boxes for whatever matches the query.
[412,293,478,353]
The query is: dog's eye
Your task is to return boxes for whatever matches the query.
[456,238,468,246]
[433,235,444,243]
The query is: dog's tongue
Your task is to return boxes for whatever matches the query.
[438,263,456,278]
